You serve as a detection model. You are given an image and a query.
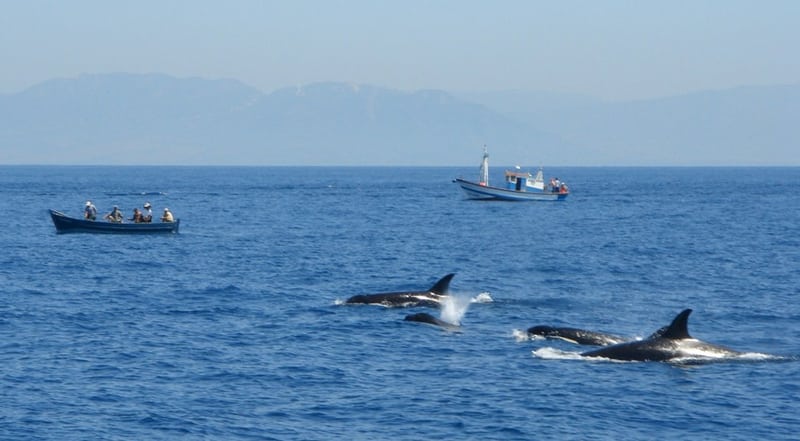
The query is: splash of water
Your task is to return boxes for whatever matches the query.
[531,347,585,360]
[440,294,471,326]
[471,292,493,303]
[512,329,531,342]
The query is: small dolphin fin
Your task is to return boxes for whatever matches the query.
[658,309,693,339]
[429,273,455,295]
[647,325,669,339]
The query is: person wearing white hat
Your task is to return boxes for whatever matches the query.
[161,208,174,223]
[83,201,97,220]
[142,202,153,223]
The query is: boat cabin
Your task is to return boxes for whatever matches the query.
[504,168,545,192]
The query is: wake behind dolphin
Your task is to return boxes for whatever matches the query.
[345,273,455,308]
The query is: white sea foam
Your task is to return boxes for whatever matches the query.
[512,329,531,342]
[734,352,781,361]
[531,347,584,360]
[670,351,781,365]
[471,292,493,303]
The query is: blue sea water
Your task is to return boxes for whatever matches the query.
[1,165,799,440]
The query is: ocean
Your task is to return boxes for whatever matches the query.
[1,166,799,440]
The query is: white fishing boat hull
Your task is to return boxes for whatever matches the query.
[453,178,568,201]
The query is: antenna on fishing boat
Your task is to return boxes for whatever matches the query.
[479,145,489,186]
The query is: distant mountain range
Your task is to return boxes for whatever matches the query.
[1,73,797,166]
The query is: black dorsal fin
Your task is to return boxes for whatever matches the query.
[658,309,693,339]
[429,273,455,295]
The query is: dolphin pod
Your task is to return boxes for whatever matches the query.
[343,276,764,363]
[529,310,742,361]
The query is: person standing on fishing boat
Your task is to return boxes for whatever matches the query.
[142,202,153,223]
[84,201,97,220]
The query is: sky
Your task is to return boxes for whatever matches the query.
[1,0,799,100]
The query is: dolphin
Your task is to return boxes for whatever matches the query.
[527,324,670,346]
[404,312,461,330]
[527,326,628,346]
[345,273,455,308]
[581,309,742,362]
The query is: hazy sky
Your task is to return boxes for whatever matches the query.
[2,0,799,100]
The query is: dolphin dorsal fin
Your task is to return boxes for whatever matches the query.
[429,273,455,295]
[658,309,693,339]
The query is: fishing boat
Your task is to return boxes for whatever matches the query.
[453,148,568,201]
[49,209,180,234]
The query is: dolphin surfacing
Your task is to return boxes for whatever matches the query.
[404,312,461,330]
[345,274,455,308]
[581,309,741,362]
[527,326,627,346]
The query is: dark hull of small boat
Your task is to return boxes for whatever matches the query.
[49,210,180,234]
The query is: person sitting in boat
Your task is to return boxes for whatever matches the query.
[161,208,174,223]
[131,208,144,223]
[559,182,569,194]
[84,201,97,221]
[104,205,124,223]
[142,202,153,223]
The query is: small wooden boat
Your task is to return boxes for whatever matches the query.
[453,147,569,201]
[49,209,180,234]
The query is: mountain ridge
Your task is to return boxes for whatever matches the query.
[1,73,797,166]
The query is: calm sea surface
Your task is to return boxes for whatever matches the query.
[1,166,799,440]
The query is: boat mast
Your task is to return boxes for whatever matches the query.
[479,145,489,186]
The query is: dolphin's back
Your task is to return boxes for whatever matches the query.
[527,326,627,346]
[344,274,455,307]
[581,309,696,361]
[404,312,460,329]
[582,340,679,361]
